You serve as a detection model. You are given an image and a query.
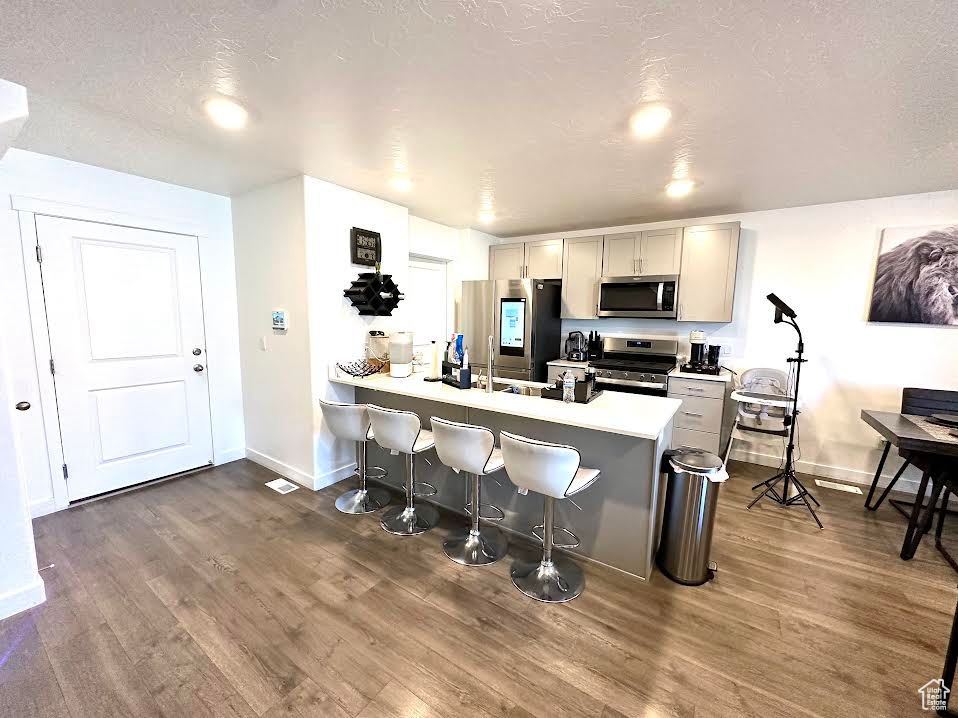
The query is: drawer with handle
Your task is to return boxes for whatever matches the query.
[668,377,725,400]
[672,426,721,454]
[672,395,723,433]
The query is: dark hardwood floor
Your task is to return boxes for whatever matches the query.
[2,459,956,717]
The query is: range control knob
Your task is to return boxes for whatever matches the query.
[604,370,613,378]
[622,372,630,380]
[638,373,648,382]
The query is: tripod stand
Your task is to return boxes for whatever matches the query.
[746,300,823,529]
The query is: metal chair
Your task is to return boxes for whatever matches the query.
[430,416,508,566]
[367,405,440,535]
[500,431,600,603]
[318,398,390,514]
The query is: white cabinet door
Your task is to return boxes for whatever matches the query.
[602,233,638,276]
[561,236,603,319]
[36,216,213,500]
[677,223,740,322]
[489,243,524,280]
[524,238,563,279]
[640,227,682,275]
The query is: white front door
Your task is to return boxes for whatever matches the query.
[35,216,213,501]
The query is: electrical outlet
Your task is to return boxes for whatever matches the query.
[720,345,732,356]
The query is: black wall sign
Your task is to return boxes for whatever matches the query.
[350,227,382,266]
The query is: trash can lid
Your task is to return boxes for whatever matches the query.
[670,448,725,474]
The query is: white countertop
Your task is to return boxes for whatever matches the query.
[329,371,680,440]
[669,368,734,383]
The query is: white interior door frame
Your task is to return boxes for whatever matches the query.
[407,254,451,350]
[14,199,211,512]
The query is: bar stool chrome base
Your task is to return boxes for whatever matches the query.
[380,503,439,536]
[511,557,584,603]
[443,526,508,566]
[335,487,390,514]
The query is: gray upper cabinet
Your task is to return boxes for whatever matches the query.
[489,242,525,280]
[560,236,603,319]
[676,222,740,323]
[601,232,638,276]
[525,238,563,279]
[489,239,563,279]
[602,228,682,277]
[639,227,683,275]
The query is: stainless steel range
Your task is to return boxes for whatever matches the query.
[589,337,678,395]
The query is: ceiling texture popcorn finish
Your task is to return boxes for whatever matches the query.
[1,1,957,235]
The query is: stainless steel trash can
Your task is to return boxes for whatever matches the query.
[656,448,729,586]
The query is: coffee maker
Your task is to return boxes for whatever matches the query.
[681,329,721,375]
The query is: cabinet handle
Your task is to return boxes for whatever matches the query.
[683,411,703,417]
[687,387,705,392]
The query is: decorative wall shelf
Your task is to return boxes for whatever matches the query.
[343,272,404,316]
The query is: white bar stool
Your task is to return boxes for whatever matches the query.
[500,431,600,603]
[319,398,390,514]
[367,405,440,536]
[430,417,508,566]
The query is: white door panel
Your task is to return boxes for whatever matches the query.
[36,216,212,500]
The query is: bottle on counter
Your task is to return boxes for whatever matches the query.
[461,347,469,371]
[562,370,576,403]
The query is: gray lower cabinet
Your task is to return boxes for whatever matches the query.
[668,375,734,455]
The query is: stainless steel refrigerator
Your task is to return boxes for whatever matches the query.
[459,279,562,382]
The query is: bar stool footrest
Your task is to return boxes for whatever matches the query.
[532,524,580,549]
[464,502,504,521]
[366,465,388,479]
[412,481,437,498]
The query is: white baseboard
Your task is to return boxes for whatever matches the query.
[730,447,923,495]
[0,575,45,621]
[214,446,247,465]
[245,448,316,490]
[29,497,57,519]
[315,461,358,491]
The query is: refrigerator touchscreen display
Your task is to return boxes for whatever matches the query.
[499,298,526,356]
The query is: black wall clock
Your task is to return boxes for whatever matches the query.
[350,227,381,266]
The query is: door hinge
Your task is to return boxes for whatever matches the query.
[49,358,55,375]
[62,464,69,480]
[35,244,42,263]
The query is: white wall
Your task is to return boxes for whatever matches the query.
[232,177,316,485]
[232,181,495,490]
[0,332,45,620]
[508,190,958,491]
[305,178,412,488]
[0,149,246,515]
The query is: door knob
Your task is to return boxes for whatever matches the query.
[15,401,31,411]
[193,364,205,372]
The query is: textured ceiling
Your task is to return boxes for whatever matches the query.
[1,1,957,236]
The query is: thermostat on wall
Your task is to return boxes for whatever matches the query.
[272,309,288,332]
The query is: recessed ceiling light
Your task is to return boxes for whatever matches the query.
[203,96,248,130]
[665,178,696,198]
[389,175,412,192]
[478,210,496,224]
[630,104,672,139]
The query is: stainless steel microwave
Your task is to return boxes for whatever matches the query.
[597,274,678,318]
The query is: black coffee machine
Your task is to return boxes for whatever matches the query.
[682,329,721,375]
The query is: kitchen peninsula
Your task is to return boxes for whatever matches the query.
[329,370,681,579]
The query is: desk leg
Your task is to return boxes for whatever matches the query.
[901,471,932,560]
[938,591,958,717]
[865,441,891,510]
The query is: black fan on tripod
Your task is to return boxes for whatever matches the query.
[746,293,823,529]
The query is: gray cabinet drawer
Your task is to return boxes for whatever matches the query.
[672,395,723,433]
[668,377,725,400]
[547,365,586,384]
[672,427,721,454]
